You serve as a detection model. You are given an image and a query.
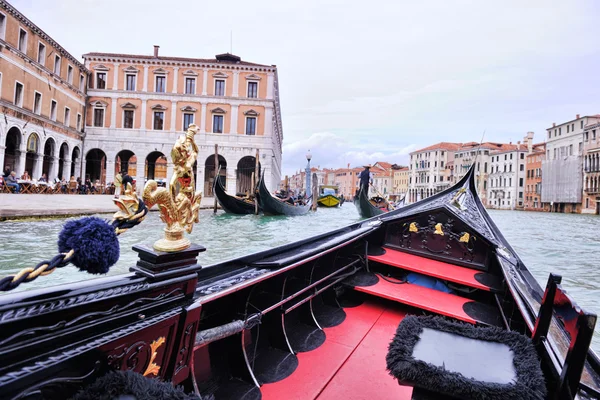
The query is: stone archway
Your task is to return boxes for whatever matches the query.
[71,146,80,178]
[58,142,69,179]
[86,148,107,182]
[42,137,56,180]
[145,151,167,181]
[4,127,21,172]
[24,133,40,179]
[115,150,136,177]
[236,156,261,195]
[204,154,227,196]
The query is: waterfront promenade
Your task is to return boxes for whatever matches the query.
[0,194,219,220]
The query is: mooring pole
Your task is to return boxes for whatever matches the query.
[254,149,260,215]
[214,144,218,214]
[312,172,318,211]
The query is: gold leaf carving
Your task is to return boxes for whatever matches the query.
[143,336,166,377]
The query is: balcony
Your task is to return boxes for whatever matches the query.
[585,188,600,194]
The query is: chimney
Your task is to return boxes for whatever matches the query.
[576,114,580,119]
[153,45,160,57]
[553,123,556,127]
[526,131,534,153]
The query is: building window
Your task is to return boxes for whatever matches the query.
[77,113,82,131]
[579,142,583,153]
[37,42,46,64]
[126,74,136,91]
[246,117,257,135]
[79,74,85,91]
[18,28,27,53]
[212,115,224,133]
[67,65,73,84]
[155,76,166,92]
[64,107,70,126]
[572,123,574,131]
[123,110,134,129]
[520,164,524,171]
[185,78,196,94]
[215,79,225,96]
[33,91,42,114]
[520,153,524,159]
[50,100,57,120]
[183,113,194,130]
[14,82,24,107]
[93,108,104,127]
[559,127,561,135]
[567,125,570,133]
[519,178,523,187]
[569,144,573,155]
[153,111,164,130]
[247,81,258,98]
[54,55,61,75]
[96,72,106,89]
[0,13,5,40]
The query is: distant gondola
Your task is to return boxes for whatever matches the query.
[213,174,257,215]
[353,186,391,218]
[257,173,312,216]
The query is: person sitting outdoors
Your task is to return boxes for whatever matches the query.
[5,171,20,193]
[21,171,31,181]
[60,177,68,193]
[122,171,133,190]
[3,165,11,178]
[91,179,102,194]
[38,173,47,183]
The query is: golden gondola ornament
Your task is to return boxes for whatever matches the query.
[143,124,203,252]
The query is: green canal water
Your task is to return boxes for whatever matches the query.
[0,205,598,353]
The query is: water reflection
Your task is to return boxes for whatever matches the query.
[0,206,597,352]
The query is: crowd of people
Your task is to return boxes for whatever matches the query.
[0,165,133,197]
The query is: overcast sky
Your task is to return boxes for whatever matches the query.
[13,0,600,176]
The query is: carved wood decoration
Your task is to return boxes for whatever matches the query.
[385,210,491,270]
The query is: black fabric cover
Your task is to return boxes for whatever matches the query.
[70,370,202,400]
[386,315,547,400]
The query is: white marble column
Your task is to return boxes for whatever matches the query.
[61,157,71,179]
[49,156,59,181]
[226,166,236,194]
[143,65,149,92]
[112,63,120,90]
[230,105,238,134]
[196,163,204,193]
[172,67,179,93]
[200,103,207,133]
[111,98,117,128]
[141,99,147,130]
[166,162,174,189]
[33,153,43,180]
[105,159,115,184]
[170,101,177,132]
[267,72,274,99]
[233,71,239,97]
[17,150,26,177]
[202,69,208,95]
[136,158,145,195]
[0,145,5,173]
[75,158,82,180]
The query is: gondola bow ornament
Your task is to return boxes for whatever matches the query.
[143,123,203,252]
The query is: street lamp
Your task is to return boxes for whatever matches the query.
[305,150,312,195]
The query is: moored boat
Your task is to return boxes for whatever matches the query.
[213,172,258,215]
[353,186,391,218]
[317,185,341,208]
[1,161,599,400]
[257,173,312,216]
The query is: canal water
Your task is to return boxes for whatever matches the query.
[0,205,598,352]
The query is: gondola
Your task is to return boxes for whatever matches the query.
[213,174,258,215]
[1,165,600,400]
[353,186,391,218]
[317,185,342,208]
[256,173,312,216]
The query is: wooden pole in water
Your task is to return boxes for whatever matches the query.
[214,144,218,214]
[285,175,289,191]
[312,173,318,211]
[254,149,260,215]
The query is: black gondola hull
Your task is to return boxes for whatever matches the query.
[257,174,312,216]
[353,187,385,218]
[213,176,257,214]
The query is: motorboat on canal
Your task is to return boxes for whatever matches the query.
[354,186,394,218]
[213,172,259,215]
[317,185,342,208]
[257,172,312,216]
[1,163,599,400]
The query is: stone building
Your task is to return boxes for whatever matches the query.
[407,142,460,203]
[487,133,532,210]
[0,1,87,182]
[524,143,545,211]
[582,118,600,214]
[83,47,283,195]
[392,166,409,201]
[541,114,595,213]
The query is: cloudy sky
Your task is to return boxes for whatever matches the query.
[14,0,600,176]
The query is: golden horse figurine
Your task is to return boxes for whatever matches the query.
[143,124,203,252]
